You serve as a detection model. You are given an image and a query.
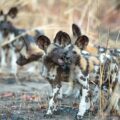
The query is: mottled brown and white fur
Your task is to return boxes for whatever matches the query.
[43,30,95,119]
[0,7,18,72]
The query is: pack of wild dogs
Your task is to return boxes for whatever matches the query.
[0,7,120,119]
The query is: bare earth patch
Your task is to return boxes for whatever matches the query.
[0,74,119,120]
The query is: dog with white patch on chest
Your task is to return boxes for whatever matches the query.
[64,37,95,119]
[42,28,94,119]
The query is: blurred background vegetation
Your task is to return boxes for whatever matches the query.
[0,1,120,118]
[0,0,120,47]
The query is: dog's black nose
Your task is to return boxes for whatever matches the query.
[66,55,70,59]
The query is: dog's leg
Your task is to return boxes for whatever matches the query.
[10,48,21,84]
[76,75,90,119]
[10,48,17,74]
[57,86,63,100]
[92,85,99,103]
[41,65,48,78]
[91,85,99,113]
[49,85,63,100]
[106,63,118,94]
[45,84,61,118]
[1,49,7,68]
[76,86,90,119]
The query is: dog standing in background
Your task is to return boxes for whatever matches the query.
[0,7,45,83]
[0,7,21,74]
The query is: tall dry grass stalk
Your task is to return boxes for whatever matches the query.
[115,30,120,45]
[105,83,120,115]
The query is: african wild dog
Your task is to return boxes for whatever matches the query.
[108,48,119,90]
[42,24,98,100]
[42,31,71,117]
[94,46,119,92]
[102,48,120,113]
[64,36,97,119]
[43,29,95,119]
[0,7,45,78]
[63,24,99,97]
[0,7,21,74]
[89,46,119,110]
[16,34,45,66]
[68,24,118,109]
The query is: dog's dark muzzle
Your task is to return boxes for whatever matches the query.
[62,51,71,64]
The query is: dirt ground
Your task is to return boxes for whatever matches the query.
[0,72,119,120]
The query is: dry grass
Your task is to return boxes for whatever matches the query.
[0,0,119,41]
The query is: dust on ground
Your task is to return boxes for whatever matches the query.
[0,73,119,120]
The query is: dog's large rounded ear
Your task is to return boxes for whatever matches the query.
[54,31,71,45]
[54,31,63,43]
[8,7,18,18]
[36,35,51,50]
[75,35,89,50]
[72,23,81,38]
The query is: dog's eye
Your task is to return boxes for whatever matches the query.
[73,51,77,54]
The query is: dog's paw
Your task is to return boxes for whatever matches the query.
[91,107,98,116]
[74,115,83,120]
[43,113,53,119]
[84,110,90,116]
[53,109,61,115]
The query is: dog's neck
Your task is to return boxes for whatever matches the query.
[74,55,89,76]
